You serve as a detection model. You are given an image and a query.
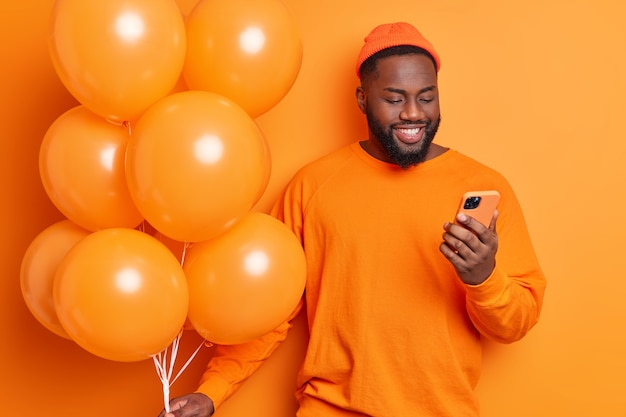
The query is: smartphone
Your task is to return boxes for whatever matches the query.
[456,190,501,227]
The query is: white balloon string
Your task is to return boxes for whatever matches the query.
[180,241,190,267]
[152,330,206,413]
[167,332,180,385]
[123,120,132,136]
[170,338,205,386]
[153,351,172,413]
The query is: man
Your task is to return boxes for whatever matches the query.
[159,22,546,417]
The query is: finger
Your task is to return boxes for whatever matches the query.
[440,230,472,260]
[169,399,189,412]
[441,230,462,254]
[488,209,499,232]
[458,214,497,248]
[439,241,459,261]
[439,242,471,273]
[455,212,487,234]
[451,225,483,254]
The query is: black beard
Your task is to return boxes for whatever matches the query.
[366,107,441,169]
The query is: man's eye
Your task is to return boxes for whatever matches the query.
[386,98,403,104]
[419,98,433,104]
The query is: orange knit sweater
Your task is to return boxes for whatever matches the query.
[197,142,546,416]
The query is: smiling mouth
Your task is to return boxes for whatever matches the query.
[394,127,424,144]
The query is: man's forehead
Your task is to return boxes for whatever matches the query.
[376,54,437,75]
[370,55,438,88]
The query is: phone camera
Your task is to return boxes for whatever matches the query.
[463,196,482,210]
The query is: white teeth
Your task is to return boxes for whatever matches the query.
[397,128,421,136]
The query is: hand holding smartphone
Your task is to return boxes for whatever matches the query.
[455,190,500,227]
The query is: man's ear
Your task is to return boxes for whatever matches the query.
[355,86,366,114]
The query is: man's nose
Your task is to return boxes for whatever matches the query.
[400,100,424,121]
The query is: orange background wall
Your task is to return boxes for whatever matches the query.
[3,0,625,416]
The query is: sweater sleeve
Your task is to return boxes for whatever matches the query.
[465,266,544,343]
[464,186,546,344]
[195,300,303,409]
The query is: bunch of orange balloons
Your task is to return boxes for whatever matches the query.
[21,0,306,363]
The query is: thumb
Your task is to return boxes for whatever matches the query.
[489,209,499,231]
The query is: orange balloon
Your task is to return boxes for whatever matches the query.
[184,212,306,345]
[184,0,302,117]
[126,91,269,242]
[20,220,91,339]
[48,0,186,122]
[39,106,143,231]
[53,228,188,362]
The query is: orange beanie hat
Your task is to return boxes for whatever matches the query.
[355,22,440,77]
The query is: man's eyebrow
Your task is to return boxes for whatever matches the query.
[383,85,437,94]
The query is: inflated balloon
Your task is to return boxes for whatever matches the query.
[48,0,186,122]
[126,91,269,242]
[20,220,90,339]
[184,212,306,345]
[184,0,302,117]
[54,228,188,362]
[39,106,143,231]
